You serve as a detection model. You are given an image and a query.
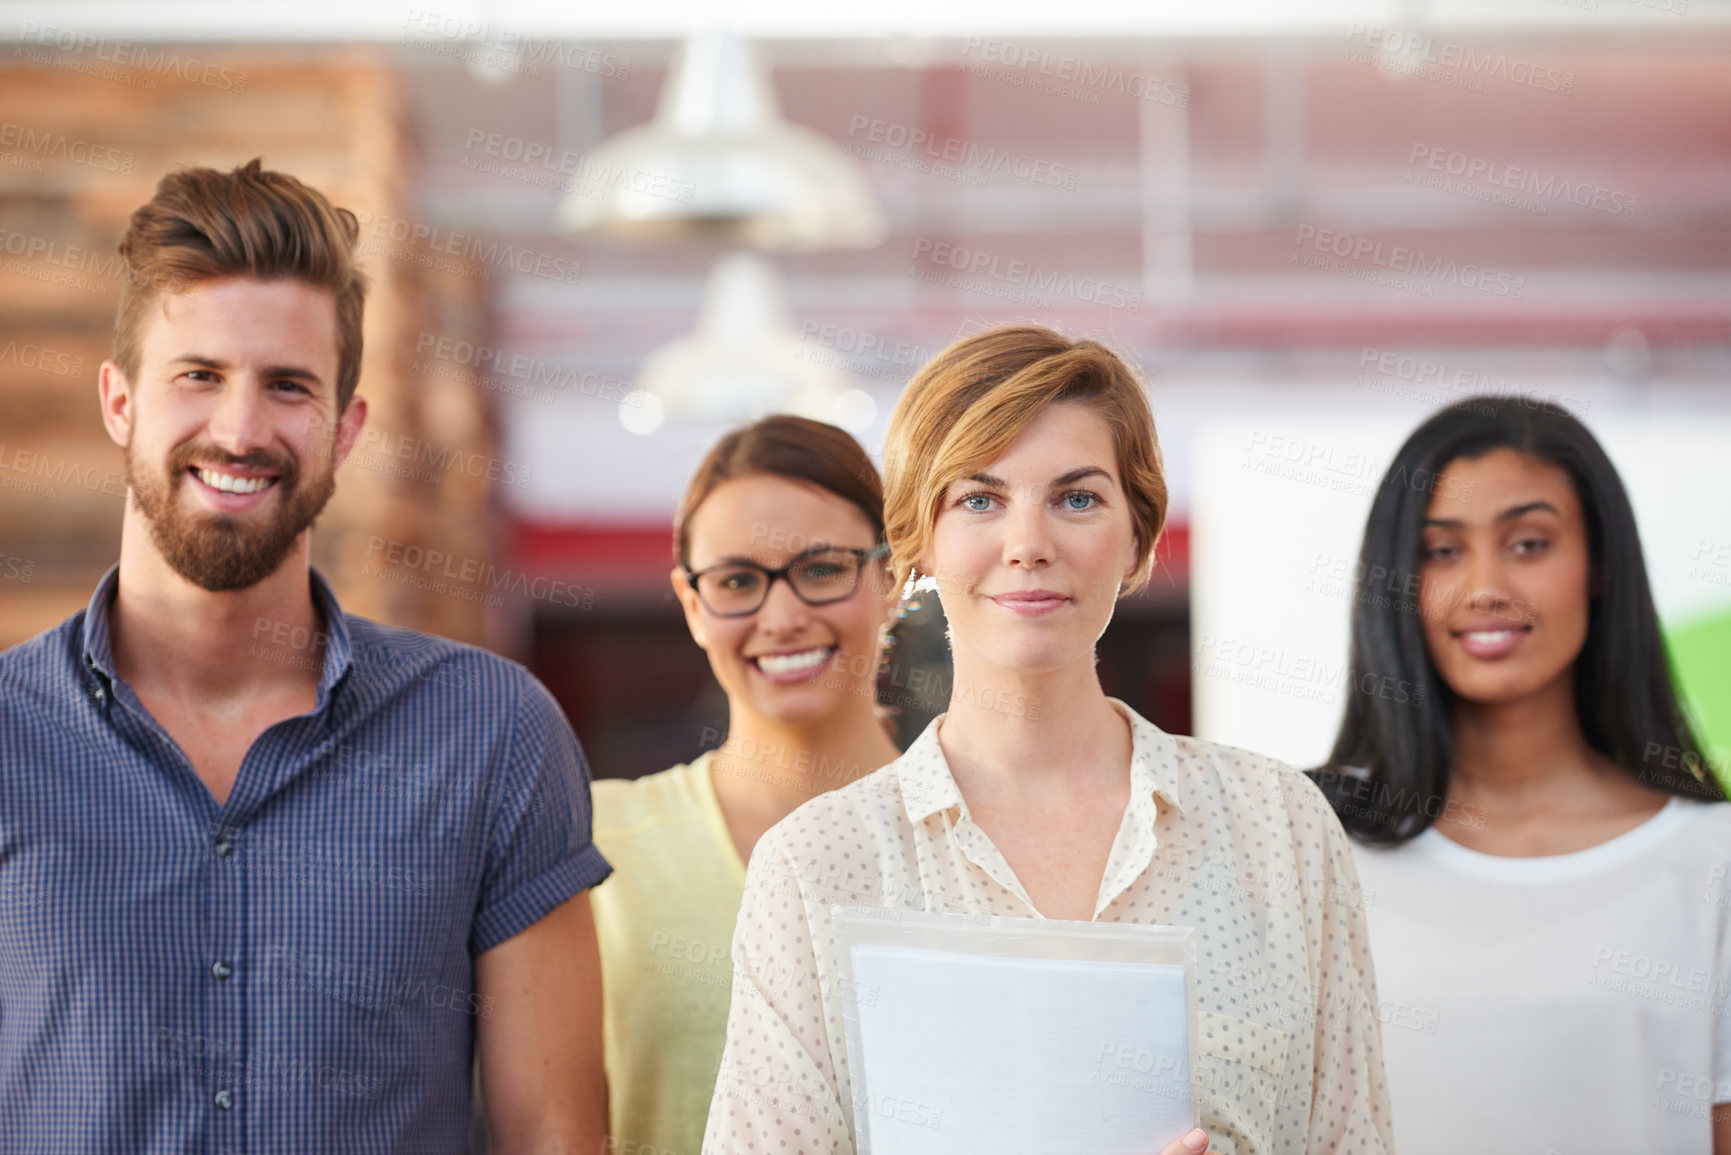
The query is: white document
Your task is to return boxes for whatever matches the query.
[848,944,1192,1154]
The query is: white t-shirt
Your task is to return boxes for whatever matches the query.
[1351,797,1731,1155]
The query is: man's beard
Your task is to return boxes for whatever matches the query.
[126,438,337,592]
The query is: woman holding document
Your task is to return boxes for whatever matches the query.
[590,416,904,1155]
[704,326,1393,1155]
[1312,399,1731,1154]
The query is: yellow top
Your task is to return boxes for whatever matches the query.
[592,753,747,1155]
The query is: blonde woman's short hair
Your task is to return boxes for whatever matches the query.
[882,324,1168,595]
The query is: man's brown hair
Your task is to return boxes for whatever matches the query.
[114,157,367,409]
[882,324,1168,594]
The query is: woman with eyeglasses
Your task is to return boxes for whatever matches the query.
[589,415,903,1155]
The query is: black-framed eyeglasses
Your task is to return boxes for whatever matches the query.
[684,544,889,618]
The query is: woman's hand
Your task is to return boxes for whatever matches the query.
[1158,1128,1214,1155]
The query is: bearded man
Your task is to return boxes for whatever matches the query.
[0,160,611,1154]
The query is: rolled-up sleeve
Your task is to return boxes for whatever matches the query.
[704,831,853,1154]
[471,671,612,956]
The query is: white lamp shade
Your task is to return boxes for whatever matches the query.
[560,32,885,251]
[624,252,865,430]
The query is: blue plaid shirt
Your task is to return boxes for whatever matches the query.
[0,566,612,1154]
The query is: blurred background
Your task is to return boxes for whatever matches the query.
[1,0,1728,783]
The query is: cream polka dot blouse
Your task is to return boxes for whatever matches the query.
[702,700,1394,1155]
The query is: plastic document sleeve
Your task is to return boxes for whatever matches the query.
[832,906,1199,1155]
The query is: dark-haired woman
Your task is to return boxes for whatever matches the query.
[1312,398,1731,1154]
[589,416,903,1155]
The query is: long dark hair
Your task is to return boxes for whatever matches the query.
[1310,397,1722,845]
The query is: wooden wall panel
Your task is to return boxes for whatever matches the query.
[0,49,499,650]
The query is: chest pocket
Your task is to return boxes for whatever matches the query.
[1194,1009,1293,1155]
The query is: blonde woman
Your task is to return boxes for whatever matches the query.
[704,327,1393,1155]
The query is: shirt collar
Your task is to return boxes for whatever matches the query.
[78,564,122,683]
[305,568,354,702]
[80,564,355,704]
[897,696,1185,823]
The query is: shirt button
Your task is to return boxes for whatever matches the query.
[214,839,233,858]
[211,960,233,980]
[91,684,106,701]
[214,1089,234,1110]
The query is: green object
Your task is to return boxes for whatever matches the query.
[1666,605,1731,795]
